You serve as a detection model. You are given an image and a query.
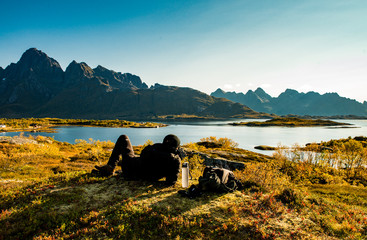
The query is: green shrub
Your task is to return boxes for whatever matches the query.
[234,162,291,193]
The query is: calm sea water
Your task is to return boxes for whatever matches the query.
[1,119,367,154]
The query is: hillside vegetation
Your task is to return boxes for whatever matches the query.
[0,118,165,133]
[1,135,367,239]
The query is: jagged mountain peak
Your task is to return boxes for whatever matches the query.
[0,48,65,106]
[21,48,43,58]
[95,65,105,70]
[242,89,268,104]
[254,87,268,96]
[278,89,300,98]
[93,64,116,77]
[65,60,94,79]
[10,48,64,87]
[284,88,299,94]
[211,88,227,98]
[68,60,92,69]
[213,88,225,94]
[19,48,62,70]
[93,65,148,90]
[254,87,272,101]
[211,88,367,116]
[93,65,113,74]
[245,89,255,95]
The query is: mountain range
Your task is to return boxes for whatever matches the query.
[0,48,269,119]
[211,88,367,117]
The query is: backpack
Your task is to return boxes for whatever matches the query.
[198,166,242,193]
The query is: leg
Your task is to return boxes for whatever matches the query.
[107,135,135,168]
[95,135,137,176]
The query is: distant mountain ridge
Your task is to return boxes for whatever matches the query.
[211,88,367,117]
[0,48,269,119]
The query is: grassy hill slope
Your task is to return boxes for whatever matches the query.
[1,136,366,239]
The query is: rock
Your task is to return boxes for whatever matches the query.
[354,136,367,141]
[183,148,245,170]
[197,141,224,148]
[254,145,276,151]
[0,136,37,145]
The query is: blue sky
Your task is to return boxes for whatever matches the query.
[1,0,366,102]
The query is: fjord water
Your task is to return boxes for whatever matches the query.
[1,119,367,154]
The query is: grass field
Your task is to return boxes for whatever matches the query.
[1,135,366,239]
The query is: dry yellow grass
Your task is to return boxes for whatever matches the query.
[1,135,366,239]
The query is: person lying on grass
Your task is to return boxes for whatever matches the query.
[94,134,184,186]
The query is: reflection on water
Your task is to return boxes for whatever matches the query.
[2,119,366,154]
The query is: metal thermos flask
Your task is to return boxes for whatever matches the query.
[182,162,189,188]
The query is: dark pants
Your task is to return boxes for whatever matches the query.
[107,135,141,176]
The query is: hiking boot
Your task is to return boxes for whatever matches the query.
[94,164,114,177]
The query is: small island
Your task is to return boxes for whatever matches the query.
[0,118,167,133]
[230,117,352,127]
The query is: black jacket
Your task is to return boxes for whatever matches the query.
[138,143,182,185]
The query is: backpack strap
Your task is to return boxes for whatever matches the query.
[219,168,231,184]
